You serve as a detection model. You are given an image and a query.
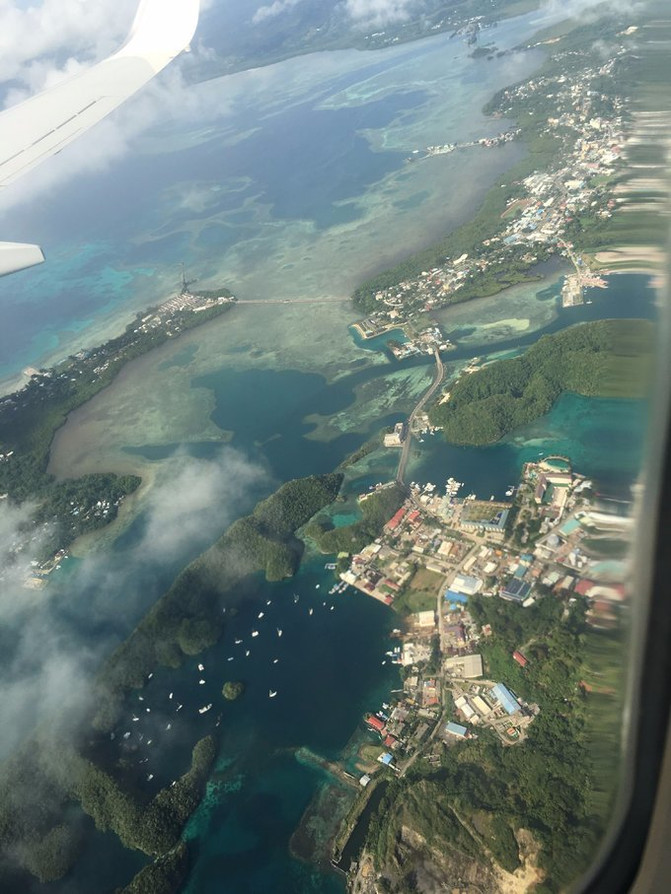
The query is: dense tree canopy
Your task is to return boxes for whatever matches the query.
[430,320,650,445]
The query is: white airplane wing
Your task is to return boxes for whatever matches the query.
[0,0,200,276]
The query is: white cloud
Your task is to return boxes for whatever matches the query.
[0,449,268,760]
[344,0,418,27]
[252,0,305,25]
[136,449,268,562]
[540,0,646,21]
[0,0,137,86]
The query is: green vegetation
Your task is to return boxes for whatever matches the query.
[305,484,405,555]
[337,431,384,470]
[362,593,625,891]
[95,473,343,725]
[116,843,189,894]
[0,732,214,885]
[75,737,216,856]
[430,320,652,446]
[0,297,234,554]
[0,472,342,885]
[222,681,245,700]
[392,566,442,615]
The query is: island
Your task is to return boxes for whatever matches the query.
[222,681,245,701]
[429,319,652,446]
[0,0,664,891]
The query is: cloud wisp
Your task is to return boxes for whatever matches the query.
[0,449,268,761]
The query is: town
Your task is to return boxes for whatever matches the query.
[339,455,629,777]
[352,26,635,334]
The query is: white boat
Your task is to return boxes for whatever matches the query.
[169,692,173,699]
[198,704,212,714]
[132,715,139,721]
[309,608,314,616]
[147,739,153,745]
[269,690,278,698]
[251,630,259,638]
[138,696,144,701]
[198,664,204,671]
[258,612,265,619]
[176,704,183,711]
[147,774,154,781]
[166,723,171,730]
[293,593,300,603]
[266,599,272,605]
[315,584,320,589]
[199,679,206,684]
[277,628,283,637]
[330,606,334,611]
[148,673,153,680]
[245,650,250,657]
[146,708,151,713]
[227,657,234,662]
[123,731,131,739]
[273,658,279,664]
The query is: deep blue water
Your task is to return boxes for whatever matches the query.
[0,1,658,885]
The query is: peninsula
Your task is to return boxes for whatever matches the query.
[0,286,235,574]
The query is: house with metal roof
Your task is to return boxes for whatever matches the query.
[490,682,520,715]
[500,579,532,603]
[445,721,468,739]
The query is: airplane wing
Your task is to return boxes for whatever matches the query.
[0,0,200,276]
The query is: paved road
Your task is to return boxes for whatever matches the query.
[396,347,445,486]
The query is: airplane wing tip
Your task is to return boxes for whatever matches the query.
[0,242,46,277]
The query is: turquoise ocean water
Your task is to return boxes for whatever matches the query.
[21,272,652,894]
[0,6,658,891]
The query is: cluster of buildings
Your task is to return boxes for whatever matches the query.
[350,28,635,336]
[133,290,234,335]
[346,454,631,770]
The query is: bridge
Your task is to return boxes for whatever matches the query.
[234,296,348,306]
[396,347,445,486]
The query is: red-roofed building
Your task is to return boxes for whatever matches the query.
[384,734,398,749]
[407,510,420,525]
[575,579,596,597]
[366,715,385,733]
[386,508,406,531]
[512,650,528,668]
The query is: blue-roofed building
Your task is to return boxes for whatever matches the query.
[444,589,468,604]
[490,682,520,715]
[377,752,394,766]
[445,722,468,739]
